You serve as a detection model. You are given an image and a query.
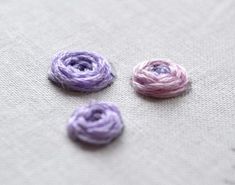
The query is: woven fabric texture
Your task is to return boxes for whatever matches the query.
[0,0,235,185]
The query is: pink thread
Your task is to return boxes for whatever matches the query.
[131,59,189,98]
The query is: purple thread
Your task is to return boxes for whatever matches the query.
[67,102,124,145]
[48,51,114,92]
[152,64,171,74]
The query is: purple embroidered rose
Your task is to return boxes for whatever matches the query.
[67,102,124,145]
[48,51,114,92]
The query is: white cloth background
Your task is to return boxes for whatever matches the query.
[0,0,235,184]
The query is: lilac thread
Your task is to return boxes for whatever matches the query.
[67,102,124,145]
[48,51,114,92]
[132,59,189,98]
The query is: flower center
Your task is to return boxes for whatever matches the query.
[152,64,170,74]
[69,58,93,71]
[88,109,104,121]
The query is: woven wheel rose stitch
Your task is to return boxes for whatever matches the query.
[67,102,124,145]
[132,59,189,98]
[48,51,114,92]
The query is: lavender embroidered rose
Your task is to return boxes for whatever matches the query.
[48,51,114,92]
[67,102,124,145]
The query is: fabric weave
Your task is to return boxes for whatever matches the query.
[0,0,235,185]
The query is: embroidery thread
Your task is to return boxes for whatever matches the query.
[132,59,189,98]
[67,102,124,145]
[48,51,114,92]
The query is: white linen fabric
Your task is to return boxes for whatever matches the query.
[0,0,235,184]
